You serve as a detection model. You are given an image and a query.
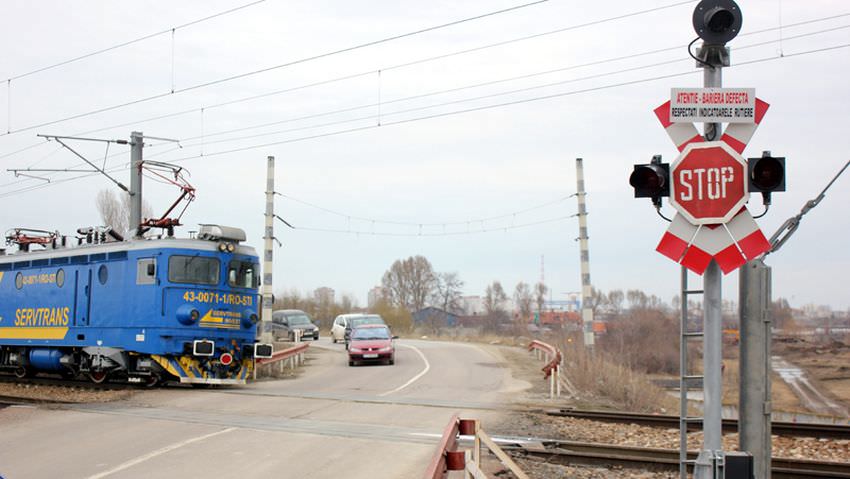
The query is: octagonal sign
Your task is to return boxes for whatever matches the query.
[669,141,749,225]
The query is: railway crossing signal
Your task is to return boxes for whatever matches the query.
[748,151,786,204]
[628,155,669,207]
[693,0,742,45]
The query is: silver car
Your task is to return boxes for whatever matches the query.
[268,309,319,341]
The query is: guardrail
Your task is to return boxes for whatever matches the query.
[253,341,310,379]
[528,340,562,399]
[424,415,529,479]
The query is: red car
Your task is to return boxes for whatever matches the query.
[347,324,396,366]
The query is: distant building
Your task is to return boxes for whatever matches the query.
[412,307,458,328]
[314,287,335,305]
[367,286,387,309]
[460,296,483,316]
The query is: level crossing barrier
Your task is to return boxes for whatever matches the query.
[424,415,529,479]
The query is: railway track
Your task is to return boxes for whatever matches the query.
[0,372,147,392]
[546,408,850,439]
[501,440,850,478]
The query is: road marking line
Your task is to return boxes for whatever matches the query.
[379,344,429,397]
[85,427,235,479]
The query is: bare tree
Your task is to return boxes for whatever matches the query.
[534,282,548,313]
[433,271,464,313]
[588,286,608,315]
[513,282,533,319]
[381,255,436,313]
[627,289,649,310]
[608,289,624,315]
[483,281,509,330]
[96,189,153,237]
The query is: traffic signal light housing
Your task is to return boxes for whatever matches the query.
[629,155,670,207]
[693,0,743,45]
[748,151,785,205]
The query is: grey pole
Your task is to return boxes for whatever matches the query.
[575,158,595,351]
[129,131,144,238]
[694,46,727,479]
[261,156,275,344]
[739,259,772,478]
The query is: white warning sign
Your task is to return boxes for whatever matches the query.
[670,88,756,123]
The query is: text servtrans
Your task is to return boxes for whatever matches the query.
[14,306,70,326]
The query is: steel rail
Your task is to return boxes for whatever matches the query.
[546,408,850,439]
[502,440,850,478]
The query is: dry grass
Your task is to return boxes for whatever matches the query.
[559,343,678,414]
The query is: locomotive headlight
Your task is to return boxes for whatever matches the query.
[177,304,201,325]
[241,309,259,329]
[218,243,227,252]
[226,243,235,252]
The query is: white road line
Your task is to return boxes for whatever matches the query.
[86,427,235,479]
[379,344,430,397]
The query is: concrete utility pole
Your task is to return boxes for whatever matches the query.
[261,156,275,344]
[129,131,144,238]
[694,41,727,479]
[739,259,772,478]
[574,158,594,351]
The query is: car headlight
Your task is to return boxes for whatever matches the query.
[378,347,393,353]
[349,348,363,353]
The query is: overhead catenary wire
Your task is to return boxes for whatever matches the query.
[292,215,575,237]
[280,194,572,227]
[0,0,553,138]
[1,8,846,162]
[11,16,844,180]
[3,0,266,82]
[1,41,849,199]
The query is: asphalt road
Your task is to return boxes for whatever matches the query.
[0,338,531,479]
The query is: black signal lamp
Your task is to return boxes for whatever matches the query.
[693,0,743,45]
[748,151,786,205]
[629,155,670,207]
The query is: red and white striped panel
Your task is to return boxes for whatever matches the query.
[656,210,772,275]
[654,101,703,152]
[656,212,698,263]
[725,208,772,261]
[720,98,770,153]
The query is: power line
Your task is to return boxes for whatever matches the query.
[2,41,849,199]
[2,7,844,161]
[0,23,843,194]
[0,0,698,153]
[280,194,572,227]
[4,1,266,81]
[0,0,552,138]
[292,215,574,237]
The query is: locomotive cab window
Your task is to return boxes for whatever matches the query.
[137,258,156,285]
[168,255,220,285]
[228,260,259,288]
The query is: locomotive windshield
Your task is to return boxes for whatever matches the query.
[168,255,220,285]
[227,260,259,289]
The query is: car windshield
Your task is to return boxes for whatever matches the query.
[287,315,312,325]
[352,327,390,340]
[350,316,384,327]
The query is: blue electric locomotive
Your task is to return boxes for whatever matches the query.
[0,224,272,385]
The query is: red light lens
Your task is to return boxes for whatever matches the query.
[220,353,233,365]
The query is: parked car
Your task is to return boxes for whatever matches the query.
[330,313,386,345]
[347,324,397,366]
[268,309,319,341]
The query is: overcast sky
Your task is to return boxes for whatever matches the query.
[1,0,848,311]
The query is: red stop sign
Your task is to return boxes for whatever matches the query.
[669,141,749,225]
